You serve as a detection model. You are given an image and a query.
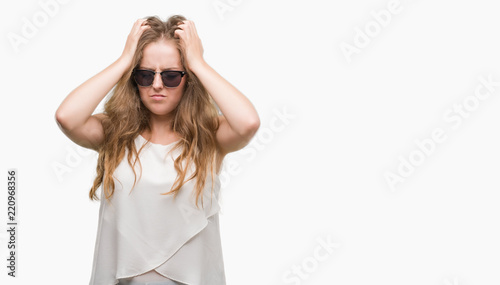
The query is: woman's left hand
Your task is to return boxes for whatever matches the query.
[174,20,205,71]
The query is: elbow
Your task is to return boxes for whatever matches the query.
[55,109,72,131]
[55,109,65,129]
[242,115,260,139]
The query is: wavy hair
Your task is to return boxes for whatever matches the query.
[89,15,221,209]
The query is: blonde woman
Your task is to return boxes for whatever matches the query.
[55,15,260,285]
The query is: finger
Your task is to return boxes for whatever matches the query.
[135,20,150,33]
[178,24,194,37]
[132,19,147,32]
[191,22,198,34]
[178,21,195,36]
[135,18,147,27]
[174,29,184,39]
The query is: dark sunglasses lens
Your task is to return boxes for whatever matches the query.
[161,71,182,87]
[134,70,154,86]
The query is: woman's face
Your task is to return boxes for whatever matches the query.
[137,39,186,117]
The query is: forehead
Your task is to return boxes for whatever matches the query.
[140,39,181,69]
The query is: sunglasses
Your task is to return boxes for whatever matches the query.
[132,69,186,88]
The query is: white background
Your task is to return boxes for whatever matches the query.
[1,0,500,284]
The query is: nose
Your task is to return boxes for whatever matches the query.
[152,73,163,89]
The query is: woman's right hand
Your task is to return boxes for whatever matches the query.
[120,18,150,64]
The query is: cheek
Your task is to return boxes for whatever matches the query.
[172,82,187,101]
[170,91,184,106]
[138,88,145,98]
[138,89,148,102]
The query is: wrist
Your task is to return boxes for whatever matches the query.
[115,54,134,70]
[188,58,209,74]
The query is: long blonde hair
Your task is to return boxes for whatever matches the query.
[89,15,221,208]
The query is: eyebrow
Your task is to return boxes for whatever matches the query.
[138,66,182,71]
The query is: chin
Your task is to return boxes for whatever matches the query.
[147,106,177,116]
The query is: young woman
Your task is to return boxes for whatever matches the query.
[55,15,260,285]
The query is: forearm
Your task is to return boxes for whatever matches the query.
[55,56,130,131]
[191,60,260,136]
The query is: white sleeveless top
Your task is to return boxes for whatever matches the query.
[89,134,226,285]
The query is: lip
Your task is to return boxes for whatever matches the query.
[151,94,166,100]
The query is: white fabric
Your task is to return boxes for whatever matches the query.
[89,134,226,285]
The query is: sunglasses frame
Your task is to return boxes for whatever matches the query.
[132,69,186,88]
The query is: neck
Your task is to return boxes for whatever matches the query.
[144,111,178,139]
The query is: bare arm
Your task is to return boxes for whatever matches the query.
[54,19,150,151]
[175,20,260,156]
[191,62,260,153]
[55,58,131,151]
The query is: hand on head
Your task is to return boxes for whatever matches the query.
[121,18,151,64]
[174,20,205,71]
